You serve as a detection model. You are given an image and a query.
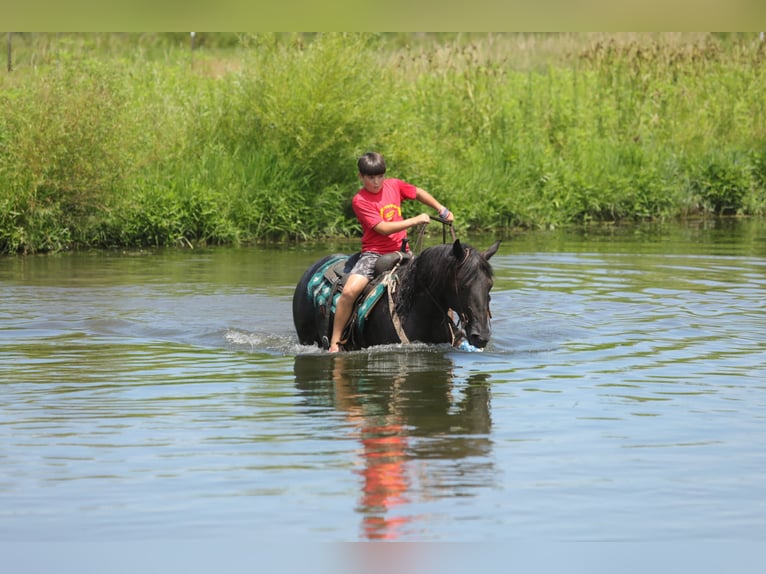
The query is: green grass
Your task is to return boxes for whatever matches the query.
[1,32,765,253]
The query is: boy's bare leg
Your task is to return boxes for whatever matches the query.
[329,274,369,352]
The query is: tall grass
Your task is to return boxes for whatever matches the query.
[1,32,764,253]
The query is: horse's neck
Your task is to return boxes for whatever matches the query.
[405,262,454,313]
[394,262,457,344]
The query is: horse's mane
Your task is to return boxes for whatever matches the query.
[395,242,493,315]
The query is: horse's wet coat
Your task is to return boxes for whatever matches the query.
[292,239,500,351]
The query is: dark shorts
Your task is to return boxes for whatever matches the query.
[347,251,381,281]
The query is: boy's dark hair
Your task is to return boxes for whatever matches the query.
[358,152,386,176]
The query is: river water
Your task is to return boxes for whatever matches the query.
[1,220,765,559]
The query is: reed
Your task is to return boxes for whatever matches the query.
[1,33,764,253]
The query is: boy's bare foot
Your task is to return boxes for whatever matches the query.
[328,341,341,353]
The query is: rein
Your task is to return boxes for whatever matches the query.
[393,217,479,347]
[420,278,465,346]
[411,216,457,255]
[417,243,475,347]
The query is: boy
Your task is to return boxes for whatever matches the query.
[329,151,454,353]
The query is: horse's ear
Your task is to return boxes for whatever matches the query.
[452,239,467,262]
[482,240,501,260]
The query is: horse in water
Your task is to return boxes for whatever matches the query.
[292,239,500,351]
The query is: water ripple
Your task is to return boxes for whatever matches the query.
[2,237,766,543]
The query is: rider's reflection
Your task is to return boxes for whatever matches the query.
[332,356,411,540]
[294,351,493,541]
[357,423,410,538]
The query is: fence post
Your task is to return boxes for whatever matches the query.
[7,32,11,72]
[190,32,196,68]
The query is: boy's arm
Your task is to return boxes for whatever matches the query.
[373,214,431,236]
[414,187,454,222]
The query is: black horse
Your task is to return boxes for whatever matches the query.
[292,239,500,351]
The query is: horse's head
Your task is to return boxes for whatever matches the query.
[451,239,500,349]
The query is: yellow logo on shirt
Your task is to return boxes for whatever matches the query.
[380,204,401,222]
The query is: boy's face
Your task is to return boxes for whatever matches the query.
[360,173,385,194]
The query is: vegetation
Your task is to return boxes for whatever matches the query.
[1,32,765,254]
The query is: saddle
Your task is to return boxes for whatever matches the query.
[307,251,412,349]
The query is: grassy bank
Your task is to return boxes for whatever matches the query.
[1,33,765,254]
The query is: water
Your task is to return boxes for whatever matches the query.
[2,220,765,557]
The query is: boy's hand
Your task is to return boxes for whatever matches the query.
[437,207,453,223]
[415,213,432,225]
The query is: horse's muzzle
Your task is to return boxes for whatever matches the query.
[466,326,490,349]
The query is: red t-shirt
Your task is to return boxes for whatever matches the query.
[352,178,418,253]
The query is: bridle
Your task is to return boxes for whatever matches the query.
[403,218,491,346]
[422,245,492,346]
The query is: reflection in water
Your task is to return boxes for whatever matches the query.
[294,351,493,540]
